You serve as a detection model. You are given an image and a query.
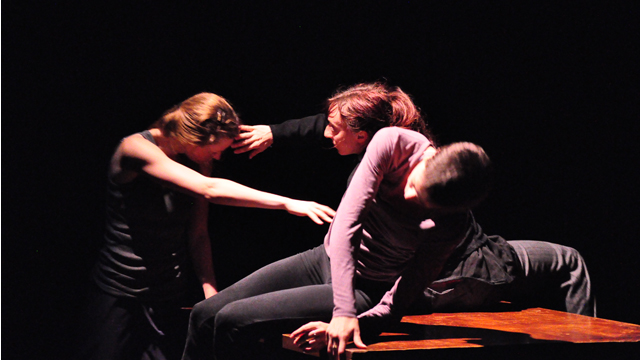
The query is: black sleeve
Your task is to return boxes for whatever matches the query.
[268,113,329,148]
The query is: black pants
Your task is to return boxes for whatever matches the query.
[181,245,389,360]
[75,284,189,360]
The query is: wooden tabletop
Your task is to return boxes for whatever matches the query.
[283,308,640,359]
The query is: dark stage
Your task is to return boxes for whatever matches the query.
[3,1,639,359]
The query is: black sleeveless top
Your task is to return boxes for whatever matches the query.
[93,131,197,301]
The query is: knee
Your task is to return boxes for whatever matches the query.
[561,246,587,271]
[190,299,218,330]
[213,303,246,334]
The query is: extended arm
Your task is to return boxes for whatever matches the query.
[115,134,335,224]
[231,114,328,158]
[269,114,328,146]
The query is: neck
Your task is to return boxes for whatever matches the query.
[151,129,184,156]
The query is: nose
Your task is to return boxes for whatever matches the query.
[324,125,332,139]
[404,186,417,202]
[211,152,222,161]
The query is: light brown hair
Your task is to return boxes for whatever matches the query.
[152,92,240,146]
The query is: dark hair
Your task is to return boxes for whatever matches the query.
[151,92,240,146]
[327,82,433,143]
[423,142,493,211]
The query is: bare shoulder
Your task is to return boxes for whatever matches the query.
[110,134,158,182]
[119,133,154,155]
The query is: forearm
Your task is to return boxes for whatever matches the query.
[357,240,461,332]
[270,114,328,147]
[188,233,218,297]
[202,178,293,210]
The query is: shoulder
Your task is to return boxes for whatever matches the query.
[119,132,158,158]
[368,127,431,152]
[111,132,163,175]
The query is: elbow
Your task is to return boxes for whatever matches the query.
[202,181,221,202]
[201,180,234,206]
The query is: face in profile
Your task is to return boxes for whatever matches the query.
[184,137,234,164]
[324,107,368,156]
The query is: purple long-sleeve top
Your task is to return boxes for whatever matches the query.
[324,127,468,318]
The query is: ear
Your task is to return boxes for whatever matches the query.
[423,145,437,160]
[356,131,369,144]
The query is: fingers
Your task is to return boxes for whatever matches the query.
[307,212,323,225]
[309,328,325,337]
[353,331,367,349]
[238,124,255,132]
[314,210,333,224]
[291,323,329,352]
[327,337,345,359]
[309,206,335,225]
[338,339,347,358]
[305,338,325,352]
[327,337,338,358]
[232,139,259,154]
[291,322,317,339]
[311,204,335,224]
[248,148,265,159]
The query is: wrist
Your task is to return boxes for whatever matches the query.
[202,283,217,298]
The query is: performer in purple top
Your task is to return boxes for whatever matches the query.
[182,83,594,360]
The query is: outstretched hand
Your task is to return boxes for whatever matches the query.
[325,316,366,359]
[291,321,329,352]
[284,200,335,224]
[232,125,274,159]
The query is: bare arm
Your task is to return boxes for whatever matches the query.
[115,134,335,224]
[187,162,218,299]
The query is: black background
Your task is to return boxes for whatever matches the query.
[3,1,639,359]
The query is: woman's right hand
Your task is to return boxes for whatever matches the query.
[284,200,336,225]
[232,125,274,159]
[291,321,329,352]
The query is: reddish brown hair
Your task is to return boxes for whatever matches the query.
[327,82,432,142]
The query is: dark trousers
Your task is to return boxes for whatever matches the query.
[508,240,596,316]
[181,245,388,360]
[423,240,596,317]
[75,284,189,360]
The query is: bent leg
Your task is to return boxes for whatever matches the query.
[182,246,330,360]
[214,283,377,360]
[508,240,596,316]
[214,284,334,360]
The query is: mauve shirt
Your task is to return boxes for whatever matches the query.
[324,127,468,318]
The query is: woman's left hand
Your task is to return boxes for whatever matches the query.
[325,316,366,359]
[284,200,336,224]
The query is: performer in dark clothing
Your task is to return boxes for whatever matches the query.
[76,92,335,360]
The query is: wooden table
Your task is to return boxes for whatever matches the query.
[283,308,640,359]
